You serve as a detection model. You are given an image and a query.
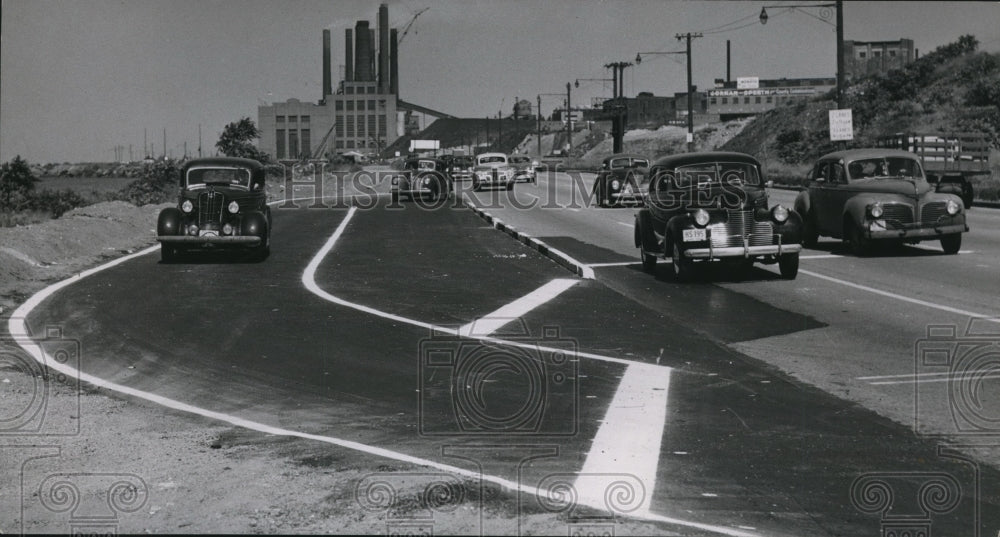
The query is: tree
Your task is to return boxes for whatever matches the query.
[216,118,270,163]
[0,155,39,209]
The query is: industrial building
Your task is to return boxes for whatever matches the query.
[843,38,916,81]
[258,4,448,161]
[707,77,837,120]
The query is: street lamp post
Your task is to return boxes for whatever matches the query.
[760,1,843,109]
[604,62,633,153]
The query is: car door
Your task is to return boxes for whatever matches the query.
[822,162,852,237]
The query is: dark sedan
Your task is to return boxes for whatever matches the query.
[592,154,649,207]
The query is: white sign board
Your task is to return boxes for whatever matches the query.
[409,139,440,152]
[829,109,854,141]
[737,77,759,89]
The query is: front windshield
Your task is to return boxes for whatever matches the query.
[479,156,507,165]
[454,157,473,166]
[847,157,923,180]
[186,167,251,188]
[673,162,761,188]
[511,156,530,163]
[611,158,649,169]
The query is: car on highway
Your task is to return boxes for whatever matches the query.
[592,153,649,207]
[794,149,968,256]
[634,152,802,281]
[156,157,271,262]
[391,157,453,203]
[509,154,538,184]
[448,155,475,182]
[472,152,515,191]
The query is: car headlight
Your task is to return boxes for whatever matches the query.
[946,199,960,215]
[187,224,199,236]
[228,201,240,214]
[772,205,789,223]
[611,179,621,190]
[869,202,883,218]
[222,223,233,235]
[391,176,399,185]
[693,208,710,227]
[423,176,432,185]
[181,200,193,213]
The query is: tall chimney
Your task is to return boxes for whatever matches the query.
[378,4,389,93]
[390,28,399,95]
[345,29,354,82]
[323,29,332,97]
[368,29,376,82]
[355,21,371,81]
[726,40,731,83]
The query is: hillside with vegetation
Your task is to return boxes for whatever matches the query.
[722,35,1000,200]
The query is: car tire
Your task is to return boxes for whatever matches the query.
[846,221,872,257]
[595,187,606,208]
[671,241,694,282]
[940,234,962,255]
[778,252,799,279]
[802,211,819,248]
[472,180,481,192]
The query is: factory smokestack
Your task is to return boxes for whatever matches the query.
[355,21,372,81]
[726,40,731,83]
[345,29,354,82]
[390,28,399,95]
[378,4,389,93]
[368,29,376,82]
[323,29,332,97]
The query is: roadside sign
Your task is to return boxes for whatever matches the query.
[829,109,854,141]
[737,77,759,89]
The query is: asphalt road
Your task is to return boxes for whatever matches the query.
[21,170,1000,536]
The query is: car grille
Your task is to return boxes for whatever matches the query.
[920,201,949,225]
[198,191,225,225]
[708,210,774,247]
[880,204,914,226]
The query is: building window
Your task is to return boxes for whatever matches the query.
[890,50,897,57]
[744,97,750,104]
[288,131,298,159]
[288,116,297,124]
[276,116,285,123]
[368,115,376,137]
[275,129,285,159]
[766,96,772,103]
[346,115,355,137]
[346,101,354,111]
[755,96,761,104]
[367,86,376,94]
[335,140,344,149]
[346,140,355,149]
[301,116,310,124]
[301,129,311,158]
[346,86,355,94]
[378,114,386,136]
[859,51,866,59]
[721,97,728,104]
[368,100,376,111]
[357,116,366,137]
[335,116,344,138]
[335,101,343,111]
[710,98,717,105]
[874,50,882,57]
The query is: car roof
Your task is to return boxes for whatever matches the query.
[651,151,760,168]
[603,153,649,164]
[477,152,507,159]
[405,157,444,164]
[182,157,264,172]
[815,148,920,162]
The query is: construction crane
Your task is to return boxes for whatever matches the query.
[397,7,429,45]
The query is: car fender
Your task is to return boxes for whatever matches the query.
[241,211,268,238]
[157,207,183,236]
[793,190,812,217]
[665,213,695,247]
[774,208,804,244]
[843,195,877,230]
[634,209,661,253]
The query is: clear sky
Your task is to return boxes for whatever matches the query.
[2,0,998,163]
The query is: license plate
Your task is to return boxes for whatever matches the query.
[683,228,706,242]
[870,219,887,230]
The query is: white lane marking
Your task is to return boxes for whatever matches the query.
[799,269,1000,322]
[800,254,844,259]
[9,209,760,537]
[587,261,641,268]
[458,279,579,337]
[576,364,671,516]
[616,221,633,227]
[859,370,1000,386]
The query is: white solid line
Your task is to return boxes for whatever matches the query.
[587,261,641,268]
[576,363,671,516]
[616,221,633,227]
[869,374,1000,386]
[458,279,579,337]
[800,254,843,259]
[799,268,1000,322]
[858,371,953,380]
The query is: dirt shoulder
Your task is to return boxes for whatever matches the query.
[0,200,679,535]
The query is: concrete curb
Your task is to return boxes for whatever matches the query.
[465,199,595,280]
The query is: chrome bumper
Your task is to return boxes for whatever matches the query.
[866,222,967,240]
[157,235,261,245]
[684,243,802,259]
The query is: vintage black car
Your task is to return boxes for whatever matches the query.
[634,152,802,281]
[449,155,475,182]
[794,149,968,255]
[509,154,538,184]
[592,153,649,207]
[156,157,271,262]
[391,157,453,202]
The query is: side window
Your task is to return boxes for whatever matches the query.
[813,162,829,182]
[831,163,846,184]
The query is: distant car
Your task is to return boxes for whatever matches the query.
[472,153,515,191]
[795,149,968,256]
[592,154,649,207]
[509,154,538,184]
[391,157,453,202]
[634,152,802,281]
[156,157,271,262]
[449,155,475,182]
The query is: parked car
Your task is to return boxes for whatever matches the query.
[449,155,475,182]
[634,152,802,281]
[592,153,649,207]
[472,152,515,191]
[156,157,271,262]
[794,149,968,256]
[391,157,453,203]
[509,154,538,184]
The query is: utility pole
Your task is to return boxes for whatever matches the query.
[498,110,503,151]
[605,61,633,153]
[676,32,703,152]
[565,82,572,153]
[485,116,490,150]
[198,124,203,157]
[835,0,844,109]
[144,129,148,159]
[162,128,166,159]
[537,95,542,155]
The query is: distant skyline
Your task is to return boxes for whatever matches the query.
[2,0,998,163]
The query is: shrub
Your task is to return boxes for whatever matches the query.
[28,188,88,218]
[115,160,179,205]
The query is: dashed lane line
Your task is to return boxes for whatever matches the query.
[458,278,579,337]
